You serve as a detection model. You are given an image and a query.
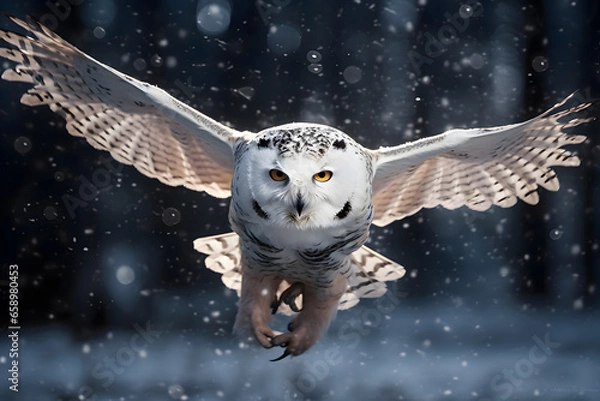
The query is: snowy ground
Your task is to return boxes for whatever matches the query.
[2,296,599,401]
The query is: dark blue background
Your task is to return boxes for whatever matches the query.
[0,1,599,400]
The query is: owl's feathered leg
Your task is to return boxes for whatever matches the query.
[234,271,282,349]
[271,273,347,358]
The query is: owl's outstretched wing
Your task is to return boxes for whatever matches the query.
[0,15,247,198]
[370,92,596,227]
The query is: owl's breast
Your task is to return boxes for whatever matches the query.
[231,212,370,285]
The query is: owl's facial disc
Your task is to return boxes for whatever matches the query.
[250,156,358,229]
[244,124,372,229]
[266,168,334,219]
[266,167,324,224]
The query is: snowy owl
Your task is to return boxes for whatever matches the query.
[1,16,596,360]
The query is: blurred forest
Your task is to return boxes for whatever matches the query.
[0,1,599,400]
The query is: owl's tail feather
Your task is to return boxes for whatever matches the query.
[193,232,406,314]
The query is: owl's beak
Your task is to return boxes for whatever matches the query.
[295,195,305,216]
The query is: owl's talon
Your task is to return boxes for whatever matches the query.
[270,349,291,362]
[271,282,304,314]
[270,299,281,315]
[281,282,304,312]
[270,329,314,357]
[288,299,302,313]
[270,332,293,347]
[254,325,277,349]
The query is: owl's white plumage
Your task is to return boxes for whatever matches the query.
[1,16,595,358]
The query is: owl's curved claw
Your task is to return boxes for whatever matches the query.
[282,282,304,312]
[270,349,291,362]
[270,298,281,315]
[287,297,302,313]
[271,282,304,314]
[270,329,314,358]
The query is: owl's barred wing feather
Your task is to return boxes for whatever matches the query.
[194,233,404,314]
[193,232,243,291]
[0,15,246,198]
[338,245,406,310]
[370,92,596,226]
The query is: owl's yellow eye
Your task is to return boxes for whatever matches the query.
[313,170,333,182]
[269,169,288,181]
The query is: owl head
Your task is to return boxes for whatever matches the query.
[233,123,373,230]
